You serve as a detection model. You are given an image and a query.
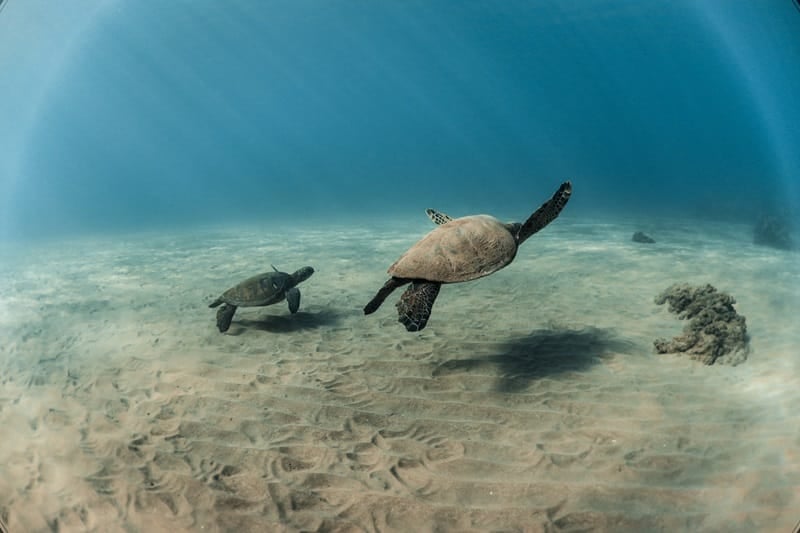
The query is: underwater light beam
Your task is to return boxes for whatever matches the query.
[0,0,112,240]
[695,1,800,213]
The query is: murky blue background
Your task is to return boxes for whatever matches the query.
[1,1,799,239]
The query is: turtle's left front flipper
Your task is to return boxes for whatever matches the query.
[287,287,301,313]
[516,180,572,245]
[396,281,441,332]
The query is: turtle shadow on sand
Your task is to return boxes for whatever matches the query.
[433,326,635,393]
[228,309,342,334]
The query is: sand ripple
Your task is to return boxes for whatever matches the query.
[1,221,798,531]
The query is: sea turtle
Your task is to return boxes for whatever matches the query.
[209,265,314,332]
[363,181,572,331]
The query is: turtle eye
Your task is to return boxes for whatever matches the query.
[272,281,279,290]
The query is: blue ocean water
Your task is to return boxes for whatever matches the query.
[1,1,799,239]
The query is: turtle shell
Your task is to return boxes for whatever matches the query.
[389,215,518,283]
[219,271,290,307]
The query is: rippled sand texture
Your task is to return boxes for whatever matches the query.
[1,217,799,532]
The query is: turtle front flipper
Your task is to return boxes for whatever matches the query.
[216,304,238,333]
[425,208,453,225]
[286,287,301,313]
[364,277,410,315]
[516,181,572,245]
[396,281,441,332]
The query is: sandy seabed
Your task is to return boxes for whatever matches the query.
[1,215,799,532]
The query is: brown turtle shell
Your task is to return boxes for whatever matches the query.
[388,215,518,283]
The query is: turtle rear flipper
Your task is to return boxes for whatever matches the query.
[209,297,223,308]
[287,287,301,313]
[364,277,410,315]
[516,181,572,244]
[396,281,441,332]
[216,304,238,333]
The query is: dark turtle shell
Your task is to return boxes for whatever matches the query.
[217,271,292,307]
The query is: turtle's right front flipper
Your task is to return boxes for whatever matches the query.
[364,277,409,315]
[286,287,301,314]
[215,304,238,333]
[426,209,453,226]
[396,281,441,332]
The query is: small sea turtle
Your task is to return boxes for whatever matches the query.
[209,265,314,332]
[364,181,572,331]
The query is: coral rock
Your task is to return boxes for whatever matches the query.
[753,214,794,250]
[632,231,655,244]
[653,283,748,365]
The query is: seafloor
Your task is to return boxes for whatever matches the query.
[1,215,798,532]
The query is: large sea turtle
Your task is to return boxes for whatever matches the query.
[364,181,572,331]
[209,265,314,332]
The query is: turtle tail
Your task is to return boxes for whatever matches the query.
[516,181,572,245]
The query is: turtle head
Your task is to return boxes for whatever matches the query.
[291,266,315,284]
